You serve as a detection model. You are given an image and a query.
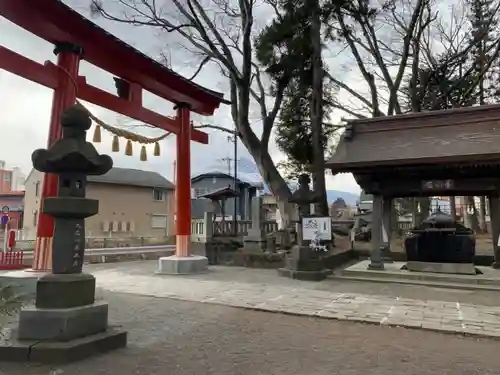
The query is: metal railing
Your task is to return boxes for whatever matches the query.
[21,244,175,259]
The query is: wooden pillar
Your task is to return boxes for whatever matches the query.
[489,193,500,268]
[368,194,384,270]
[34,43,82,271]
[381,196,393,262]
[175,104,192,257]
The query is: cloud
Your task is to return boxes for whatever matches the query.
[0,0,361,193]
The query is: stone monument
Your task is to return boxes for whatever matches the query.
[0,104,127,363]
[277,174,331,281]
[243,196,266,252]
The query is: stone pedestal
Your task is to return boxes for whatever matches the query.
[406,261,477,275]
[0,105,126,363]
[18,302,109,341]
[157,255,208,275]
[242,237,267,252]
[0,273,127,363]
[277,245,331,281]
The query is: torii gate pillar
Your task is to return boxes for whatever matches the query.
[33,42,82,271]
[157,104,208,274]
[174,104,192,257]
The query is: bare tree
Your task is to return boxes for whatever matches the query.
[91,0,296,221]
[323,0,500,118]
[322,0,500,224]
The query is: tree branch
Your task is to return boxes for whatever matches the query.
[324,70,384,116]
[261,76,288,149]
[336,11,382,117]
[388,0,426,115]
[188,55,212,80]
[331,103,368,119]
[194,124,236,134]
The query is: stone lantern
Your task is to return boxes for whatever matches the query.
[0,104,127,363]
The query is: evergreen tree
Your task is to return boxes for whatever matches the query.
[256,0,348,214]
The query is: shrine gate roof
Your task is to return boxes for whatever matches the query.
[326,104,500,173]
[0,0,227,115]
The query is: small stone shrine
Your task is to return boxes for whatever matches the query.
[0,104,127,363]
[277,174,331,281]
[404,208,477,275]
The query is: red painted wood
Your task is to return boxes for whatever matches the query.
[0,46,58,89]
[175,106,192,237]
[77,80,209,144]
[0,46,209,144]
[34,48,81,271]
[0,251,25,270]
[0,0,225,115]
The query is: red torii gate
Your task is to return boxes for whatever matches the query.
[0,0,226,270]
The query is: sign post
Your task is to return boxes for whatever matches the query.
[302,216,332,241]
[1,211,9,253]
[7,229,16,251]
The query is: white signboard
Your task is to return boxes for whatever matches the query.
[302,217,332,241]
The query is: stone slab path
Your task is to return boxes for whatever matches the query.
[91,265,500,339]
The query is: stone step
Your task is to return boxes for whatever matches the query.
[341,267,500,287]
[336,274,500,292]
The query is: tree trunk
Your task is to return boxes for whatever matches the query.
[310,0,328,216]
[244,138,295,225]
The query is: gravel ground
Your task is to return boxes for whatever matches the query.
[1,291,500,375]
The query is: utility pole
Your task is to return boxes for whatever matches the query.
[220,157,233,175]
[227,130,238,234]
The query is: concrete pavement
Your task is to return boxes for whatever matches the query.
[90,261,500,339]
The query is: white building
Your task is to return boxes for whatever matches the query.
[10,167,26,191]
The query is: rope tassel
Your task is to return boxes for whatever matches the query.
[92,125,101,143]
[112,135,120,152]
[76,99,171,160]
[125,140,133,156]
[140,145,147,161]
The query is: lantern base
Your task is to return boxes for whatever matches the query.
[157,255,208,275]
[0,326,127,364]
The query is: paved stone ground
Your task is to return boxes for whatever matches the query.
[86,261,500,338]
[2,292,500,375]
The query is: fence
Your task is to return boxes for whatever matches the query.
[191,213,279,243]
[191,213,418,243]
[9,235,174,251]
[0,251,24,270]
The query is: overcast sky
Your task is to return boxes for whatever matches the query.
[0,0,361,193]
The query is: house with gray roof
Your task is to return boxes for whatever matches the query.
[190,171,260,219]
[23,167,175,240]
